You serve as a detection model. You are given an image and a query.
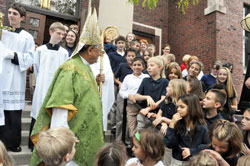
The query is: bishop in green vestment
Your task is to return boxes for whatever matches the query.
[30,9,105,166]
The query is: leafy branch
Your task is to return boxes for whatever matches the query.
[177,0,199,14]
[128,0,199,13]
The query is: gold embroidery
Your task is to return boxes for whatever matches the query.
[31,125,49,146]
[45,105,78,121]
[60,62,99,94]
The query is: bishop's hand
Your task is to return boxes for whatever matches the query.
[96,73,105,85]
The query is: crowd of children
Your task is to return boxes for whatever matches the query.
[1,3,250,166]
[100,32,250,166]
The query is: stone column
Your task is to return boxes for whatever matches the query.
[204,0,226,15]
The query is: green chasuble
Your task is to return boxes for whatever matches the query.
[30,54,104,166]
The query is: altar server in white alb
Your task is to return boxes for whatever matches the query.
[31,22,68,121]
[0,3,35,152]
[28,22,68,150]
[0,43,5,127]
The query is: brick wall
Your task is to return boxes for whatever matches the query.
[79,0,100,32]
[216,0,248,97]
[0,0,6,14]
[133,0,168,55]
[167,0,248,96]
[168,0,216,73]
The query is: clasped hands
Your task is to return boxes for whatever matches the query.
[0,41,15,60]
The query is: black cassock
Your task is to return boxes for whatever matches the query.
[238,59,250,111]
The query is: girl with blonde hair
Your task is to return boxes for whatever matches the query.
[152,79,187,135]
[0,141,14,166]
[190,151,218,166]
[216,67,238,110]
[237,155,250,166]
[208,120,243,166]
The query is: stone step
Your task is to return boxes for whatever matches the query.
[22,109,31,119]
[21,130,29,146]
[8,146,32,166]
[107,119,112,130]
[22,118,32,131]
[22,104,31,118]
[23,103,32,111]
[104,130,114,143]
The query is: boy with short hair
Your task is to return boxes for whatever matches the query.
[108,36,126,74]
[114,48,137,88]
[148,44,156,56]
[163,53,175,68]
[119,57,149,137]
[0,2,35,152]
[114,48,136,140]
[202,89,226,128]
[130,40,141,57]
[29,22,68,150]
[37,127,78,166]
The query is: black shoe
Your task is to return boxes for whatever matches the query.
[7,146,22,152]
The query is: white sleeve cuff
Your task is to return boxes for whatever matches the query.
[50,108,69,128]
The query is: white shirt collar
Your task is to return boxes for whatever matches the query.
[117,50,125,56]
[133,73,144,78]
[79,56,90,65]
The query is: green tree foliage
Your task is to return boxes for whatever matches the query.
[128,0,199,13]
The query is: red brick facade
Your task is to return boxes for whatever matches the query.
[133,0,247,96]
[133,0,168,55]
[168,0,216,71]
[0,0,7,14]
[216,0,245,97]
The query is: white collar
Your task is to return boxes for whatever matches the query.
[117,50,125,56]
[79,56,90,65]
[133,73,144,78]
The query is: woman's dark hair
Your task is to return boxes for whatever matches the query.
[65,30,79,50]
[69,29,79,49]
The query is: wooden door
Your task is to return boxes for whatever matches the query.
[21,11,46,45]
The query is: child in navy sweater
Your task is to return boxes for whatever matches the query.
[164,94,209,166]
[135,56,168,130]
[202,89,226,129]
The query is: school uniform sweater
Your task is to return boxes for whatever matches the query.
[164,124,209,161]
